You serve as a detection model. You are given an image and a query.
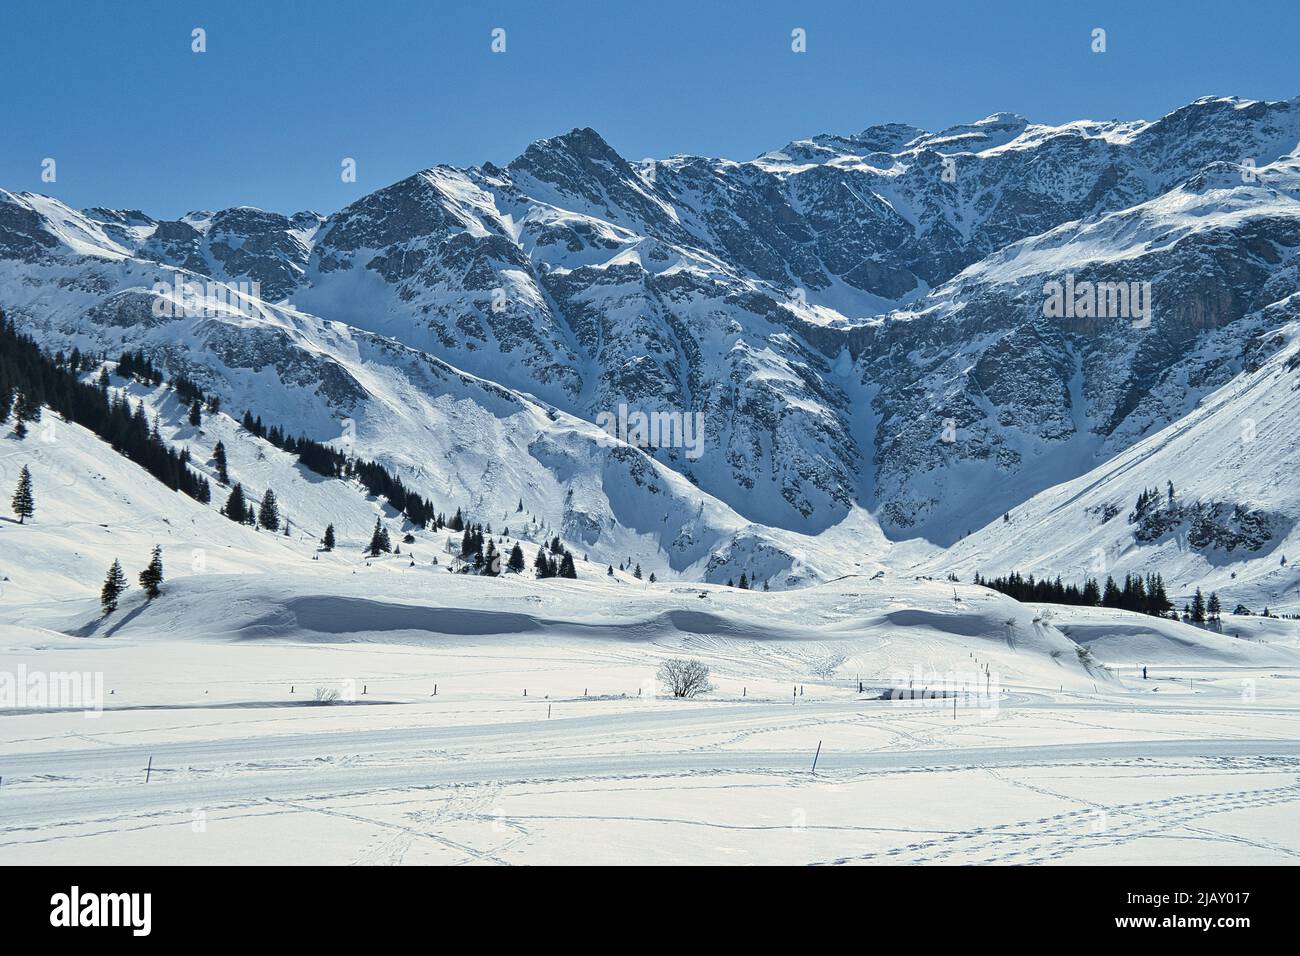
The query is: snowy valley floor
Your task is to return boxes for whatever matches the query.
[3,574,1299,866]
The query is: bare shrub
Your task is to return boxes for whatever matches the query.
[313,686,340,705]
[658,658,712,699]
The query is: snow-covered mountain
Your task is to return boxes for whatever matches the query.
[3,93,1299,605]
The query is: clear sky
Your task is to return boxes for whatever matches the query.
[3,0,1297,218]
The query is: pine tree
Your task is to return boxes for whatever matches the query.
[322,523,336,551]
[507,543,525,573]
[223,484,248,523]
[633,563,642,580]
[188,400,202,427]
[1082,578,1101,607]
[101,559,128,614]
[1207,591,1221,622]
[138,545,164,599]
[558,551,577,579]
[1191,588,1207,625]
[258,489,280,531]
[648,572,656,583]
[607,565,614,576]
[534,547,551,578]
[1128,574,1147,613]
[483,539,499,576]
[213,441,229,484]
[738,572,749,590]
[10,465,34,523]
[12,391,40,438]
[1102,576,1121,608]
[1149,574,1171,616]
[367,517,392,556]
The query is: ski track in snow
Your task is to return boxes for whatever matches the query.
[3,391,1300,864]
[4,676,1300,865]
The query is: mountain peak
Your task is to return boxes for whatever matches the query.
[514,126,624,166]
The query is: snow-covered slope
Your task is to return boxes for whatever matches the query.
[3,93,1300,598]
[0,402,1171,692]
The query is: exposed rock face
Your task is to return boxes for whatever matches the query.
[1132,497,1286,555]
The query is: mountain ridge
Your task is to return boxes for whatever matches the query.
[3,92,1299,605]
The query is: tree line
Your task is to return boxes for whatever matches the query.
[4,311,637,588]
[0,311,212,503]
[973,569,1235,625]
[239,410,439,528]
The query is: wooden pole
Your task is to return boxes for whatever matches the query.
[811,740,823,773]
[145,756,153,784]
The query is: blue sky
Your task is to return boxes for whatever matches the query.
[3,0,1297,218]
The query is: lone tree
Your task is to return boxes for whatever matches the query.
[138,545,164,599]
[258,488,280,532]
[322,523,336,551]
[367,517,392,556]
[658,658,712,699]
[101,559,128,614]
[11,465,34,523]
